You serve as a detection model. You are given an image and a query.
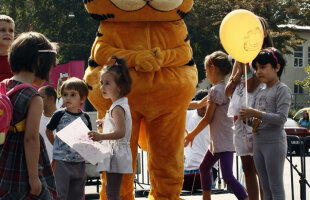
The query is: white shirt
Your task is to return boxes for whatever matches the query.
[39,114,55,162]
[184,110,210,171]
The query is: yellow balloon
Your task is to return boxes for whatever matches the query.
[220,9,264,63]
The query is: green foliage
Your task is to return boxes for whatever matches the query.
[1,0,98,66]
[185,0,307,82]
[296,66,310,94]
[1,0,308,80]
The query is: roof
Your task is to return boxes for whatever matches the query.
[278,24,310,31]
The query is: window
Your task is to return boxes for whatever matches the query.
[308,47,310,65]
[294,83,304,94]
[294,46,303,67]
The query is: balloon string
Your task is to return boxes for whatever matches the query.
[244,64,248,126]
[244,64,248,108]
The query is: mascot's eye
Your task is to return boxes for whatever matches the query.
[149,0,183,11]
[110,0,146,11]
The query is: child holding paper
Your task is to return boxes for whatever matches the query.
[46,77,92,200]
[88,56,133,199]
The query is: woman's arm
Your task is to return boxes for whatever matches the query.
[185,100,216,147]
[89,106,126,141]
[24,95,42,196]
[225,61,243,98]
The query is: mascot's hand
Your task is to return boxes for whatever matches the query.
[152,47,164,67]
[135,48,163,72]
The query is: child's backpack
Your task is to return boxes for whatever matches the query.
[0,80,37,145]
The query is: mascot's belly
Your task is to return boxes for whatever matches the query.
[97,21,188,51]
[86,20,197,118]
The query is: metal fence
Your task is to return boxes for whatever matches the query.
[85,136,310,199]
[291,94,310,110]
[286,136,310,200]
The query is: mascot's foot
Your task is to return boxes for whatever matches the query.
[148,194,185,200]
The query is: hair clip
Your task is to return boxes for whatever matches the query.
[265,49,279,64]
[227,55,234,62]
[209,57,215,67]
[38,49,57,54]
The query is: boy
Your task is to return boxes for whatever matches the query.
[0,15,14,81]
[46,77,92,200]
[39,85,57,162]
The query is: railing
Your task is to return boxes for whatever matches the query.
[286,135,310,200]
[85,136,310,199]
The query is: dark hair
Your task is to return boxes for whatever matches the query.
[258,17,274,48]
[0,15,14,24]
[193,89,208,101]
[60,77,89,99]
[252,47,286,78]
[205,51,232,75]
[9,32,57,81]
[40,85,57,102]
[101,56,132,97]
[303,112,309,122]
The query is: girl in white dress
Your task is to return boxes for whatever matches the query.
[88,56,132,199]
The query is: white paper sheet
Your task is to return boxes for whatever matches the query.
[56,117,111,165]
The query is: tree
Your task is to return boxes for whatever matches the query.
[1,0,308,82]
[185,0,307,82]
[296,66,310,94]
[0,0,98,66]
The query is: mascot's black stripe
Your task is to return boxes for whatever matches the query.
[184,34,190,42]
[88,58,100,67]
[83,0,94,4]
[86,83,93,90]
[185,58,195,66]
[96,32,103,37]
[90,13,115,21]
[177,10,188,19]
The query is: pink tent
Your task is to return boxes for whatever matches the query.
[43,60,85,108]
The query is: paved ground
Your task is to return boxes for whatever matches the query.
[85,155,310,200]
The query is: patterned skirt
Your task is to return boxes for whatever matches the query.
[0,131,57,199]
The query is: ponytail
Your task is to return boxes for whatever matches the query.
[102,56,132,97]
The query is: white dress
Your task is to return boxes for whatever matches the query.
[97,97,133,174]
[228,80,264,156]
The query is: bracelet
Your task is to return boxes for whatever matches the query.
[242,71,253,80]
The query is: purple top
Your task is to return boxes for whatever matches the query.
[208,82,235,153]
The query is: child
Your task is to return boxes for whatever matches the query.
[46,77,92,200]
[239,48,292,200]
[38,85,57,162]
[88,56,133,199]
[224,16,273,200]
[0,15,14,81]
[185,51,248,200]
[0,32,57,199]
[183,89,218,191]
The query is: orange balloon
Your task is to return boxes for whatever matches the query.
[220,9,264,63]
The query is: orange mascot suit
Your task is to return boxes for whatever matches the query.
[83,1,197,199]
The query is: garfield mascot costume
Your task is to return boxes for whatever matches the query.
[83,0,197,199]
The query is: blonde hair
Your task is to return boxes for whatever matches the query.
[0,15,14,24]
